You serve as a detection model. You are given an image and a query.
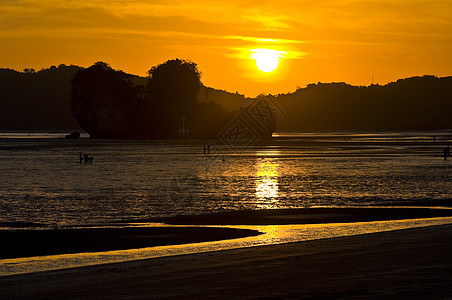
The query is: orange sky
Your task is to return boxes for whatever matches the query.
[1,0,451,97]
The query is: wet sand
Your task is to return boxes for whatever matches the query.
[0,207,452,259]
[154,207,452,225]
[3,207,452,260]
[1,224,452,299]
[2,208,452,298]
[0,227,261,259]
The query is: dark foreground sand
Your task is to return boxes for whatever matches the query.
[2,224,452,299]
[0,227,260,259]
[5,207,452,259]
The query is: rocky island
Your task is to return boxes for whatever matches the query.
[70,60,277,140]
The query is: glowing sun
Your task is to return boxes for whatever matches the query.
[250,49,283,73]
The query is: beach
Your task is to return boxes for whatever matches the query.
[3,207,452,260]
[1,134,451,298]
[1,224,452,299]
[2,207,452,299]
[0,226,261,259]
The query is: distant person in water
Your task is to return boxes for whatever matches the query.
[203,145,206,155]
[447,145,450,157]
[79,152,93,164]
[444,147,448,160]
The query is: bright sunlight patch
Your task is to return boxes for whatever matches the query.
[250,49,286,73]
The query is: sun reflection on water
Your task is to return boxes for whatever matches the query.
[255,151,280,208]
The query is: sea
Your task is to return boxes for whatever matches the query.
[1,131,451,229]
[2,131,452,275]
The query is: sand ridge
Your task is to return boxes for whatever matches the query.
[2,224,452,299]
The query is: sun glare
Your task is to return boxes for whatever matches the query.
[250,49,285,73]
[255,156,279,205]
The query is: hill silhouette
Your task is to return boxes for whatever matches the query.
[0,63,250,136]
[0,62,451,135]
[70,60,253,139]
[0,65,83,131]
[276,76,452,132]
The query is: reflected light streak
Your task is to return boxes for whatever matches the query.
[255,152,280,207]
[3,217,452,276]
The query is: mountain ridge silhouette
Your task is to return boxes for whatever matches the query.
[0,63,450,134]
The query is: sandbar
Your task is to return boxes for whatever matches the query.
[153,207,452,225]
[1,224,452,299]
[0,227,260,259]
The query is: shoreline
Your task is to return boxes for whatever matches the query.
[2,224,452,299]
[1,207,452,278]
[0,226,261,260]
[152,207,452,225]
[3,207,452,260]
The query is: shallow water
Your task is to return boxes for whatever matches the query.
[1,132,452,275]
[1,132,451,228]
[2,217,452,276]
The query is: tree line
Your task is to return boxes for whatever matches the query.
[70,60,232,139]
[1,62,451,135]
[276,76,452,132]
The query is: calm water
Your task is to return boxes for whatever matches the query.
[1,132,451,228]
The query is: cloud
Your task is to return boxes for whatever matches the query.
[1,0,451,94]
[0,1,295,36]
[2,0,448,63]
[2,0,450,45]
[239,9,293,30]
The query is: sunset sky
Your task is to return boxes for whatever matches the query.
[1,0,451,96]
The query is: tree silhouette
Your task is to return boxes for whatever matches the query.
[146,59,202,137]
[0,65,81,130]
[276,76,452,131]
[69,59,272,139]
[71,61,147,138]
[147,58,201,106]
